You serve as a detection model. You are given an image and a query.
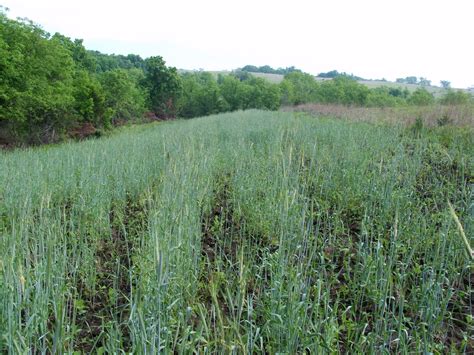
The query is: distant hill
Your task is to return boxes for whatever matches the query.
[244,72,463,98]
[179,69,469,98]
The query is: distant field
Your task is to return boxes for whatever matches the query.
[286,102,474,127]
[249,72,285,83]
[1,111,472,353]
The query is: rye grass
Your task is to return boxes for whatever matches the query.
[0,110,472,353]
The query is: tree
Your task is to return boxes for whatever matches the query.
[317,70,340,78]
[142,56,181,117]
[245,77,280,110]
[408,88,434,105]
[219,75,247,111]
[439,89,471,105]
[0,10,76,141]
[280,72,319,105]
[177,72,226,118]
[240,65,301,75]
[52,34,96,72]
[367,88,399,107]
[99,68,146,123]
[418,77,431,86]
[396,76,418,85]
[440,80,451,89]
[72,70,107,126]
[318,77,370,105]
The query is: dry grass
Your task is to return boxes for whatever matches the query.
[284,103,474,127]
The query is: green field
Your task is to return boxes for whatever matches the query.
[0,111,472,353]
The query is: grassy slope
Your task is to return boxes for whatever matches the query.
[0,111,472,353]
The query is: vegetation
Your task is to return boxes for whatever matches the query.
[0,110,472,353]
[1,8,472,147]
[317,70,366,81]
[0,8,161,144]
[0,9,284,145]
[440,80,451,89]
[142,56,181,118]
[279,73,470,108]
[177,72,280,118]
[1,3,473,353]
[284,103,474,127]
[241,64,301,75]
[439,90,472,106]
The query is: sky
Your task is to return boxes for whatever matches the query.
[2,0,473,88]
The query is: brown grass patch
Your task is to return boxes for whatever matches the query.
[284,103,474,127]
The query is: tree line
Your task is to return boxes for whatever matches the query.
[240,65,301,75]
[0,9,472,145]
[279,72,472,107]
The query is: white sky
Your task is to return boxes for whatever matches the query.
[3,0,474,88]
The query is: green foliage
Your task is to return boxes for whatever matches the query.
[241,64,301,75]
[89,51,145,72]
[219,75,248,111]
[366,87,409,107]
[52,33,97,72]
[0,111,471,352]
[178,72,281,117]
[317,69,365,80]
[0,10,75,140]
[396,76,418,84]
[0,7,460,146]
[244,77,281,110]
[280,72,319,105]
[0,9,170,143]
[439,89,471,105]
[72,70,107,126]
[318,77,370,105]
[99,69,146,123]
[408,88,435,105]
[178,72,227,118]
[418,77,431,86]
[143,56,181,117]
[440,80,451,89]
[229,70,252,82]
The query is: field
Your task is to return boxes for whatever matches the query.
[0,110,473,353]
[285,103,474,128]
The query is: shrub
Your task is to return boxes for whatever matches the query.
[408,88,435,106]
[439,90,472,105]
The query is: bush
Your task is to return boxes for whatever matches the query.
[178,72,227,118]
[280,72,319,105]
[318,77,370,106]
[366,87,407,107]
[178,73,281,118]
[142,56,181,118]
[408,88,434,106]
[245,77,281,110]
[439,90,472,105]
[99,68,146,123]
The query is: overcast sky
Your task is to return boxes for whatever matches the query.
[3,0,473,88]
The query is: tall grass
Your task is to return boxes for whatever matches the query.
[286,103,474,127]
[0,110,472,353]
